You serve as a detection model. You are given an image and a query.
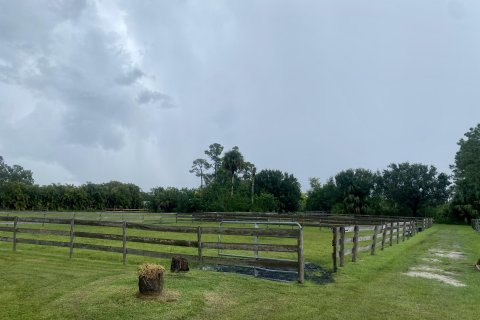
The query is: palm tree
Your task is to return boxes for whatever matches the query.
[222,147,245,196]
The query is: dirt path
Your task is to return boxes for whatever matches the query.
[403,226,475,287]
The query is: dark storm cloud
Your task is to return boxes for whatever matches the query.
[0,0,172,152]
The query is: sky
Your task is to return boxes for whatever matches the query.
[1,0,479,191]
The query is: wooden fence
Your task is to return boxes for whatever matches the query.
[331,218,430,271]
[188,212,433,229]
[0,216,305,283]
[472,219,480,232]
[0,211,434,230]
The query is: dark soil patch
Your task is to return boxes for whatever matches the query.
[205,262,333,284]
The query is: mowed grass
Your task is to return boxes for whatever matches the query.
[0,221,479,320]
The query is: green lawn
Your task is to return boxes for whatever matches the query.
[0,223,479,320]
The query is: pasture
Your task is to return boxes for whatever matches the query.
[0,212,479,319]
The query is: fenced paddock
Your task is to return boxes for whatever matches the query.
[0,211,433,282]
[0,216,305,283]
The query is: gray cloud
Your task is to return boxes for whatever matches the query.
[0,0,173,153]
[136,90,175,108]
[116,67,144,85]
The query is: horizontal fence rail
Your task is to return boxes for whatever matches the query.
[0,216,305,283]
[0,211,434,230]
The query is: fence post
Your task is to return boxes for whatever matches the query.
[396,221,400,244]
[332,227,338,272]
[352,225,359,262]
[122,221,127,265]
[13,216,18,252]
[298,226,305,284]
[197,226,203,267]
[339,227,345,267]
[176,213,178,224]
[42,213,46,227]
[402,221,406,242]
[389,221,394,246]
[371,225,378,255]
[381,224,387,250]
[69,215,75,259]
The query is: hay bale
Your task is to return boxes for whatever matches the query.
[137,263,165,295]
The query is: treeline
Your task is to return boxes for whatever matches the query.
[305,164,450,218]
[306,123,480,223]
[1,123,480,223]
[0,182,142,211]
[0,144,303,213]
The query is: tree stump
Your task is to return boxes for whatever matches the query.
[171,256,189,272]
[138,273,164,295]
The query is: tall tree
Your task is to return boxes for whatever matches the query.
[204,143,224,181]
[189,158,211,188]
[305,178,341,211]
[255,169,301,212]
[380,162,450,217]
[222,146,245,196]
[242,161,256,204]
[335,168,376,214]
[451,124,480,221]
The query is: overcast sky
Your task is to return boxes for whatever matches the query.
[1,0,479,191]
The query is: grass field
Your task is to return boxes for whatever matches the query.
[0,220,479,319]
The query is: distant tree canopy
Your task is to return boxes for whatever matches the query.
[254,169,301,212]
[186,144,302,212]
[451,124,480,221]
[380,163,450,217]
[335,168,376,215]
[306,163,450,217]
[305,178,340,212]
[0,181,143,211]
[0,156,34,184]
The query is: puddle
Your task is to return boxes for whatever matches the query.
[410,265,455,276]
[404,271,465,287]
[404,248,467,287]
[429,249,465,260]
